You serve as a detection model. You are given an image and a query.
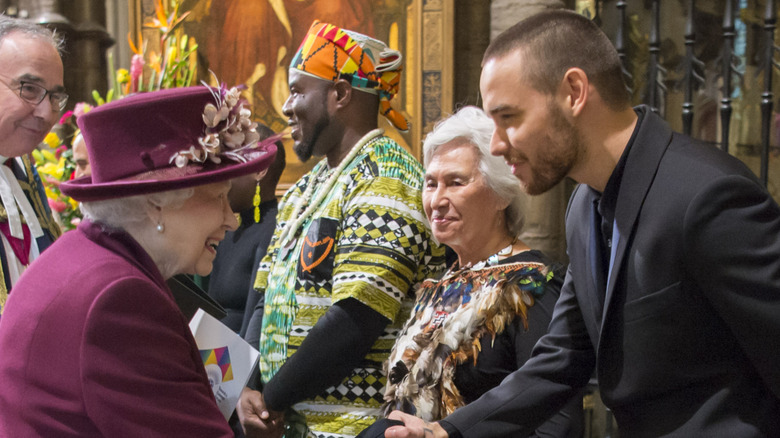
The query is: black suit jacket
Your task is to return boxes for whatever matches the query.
[442,107,780,437]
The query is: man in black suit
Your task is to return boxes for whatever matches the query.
[384,9,780,438]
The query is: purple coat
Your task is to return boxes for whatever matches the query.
[0,220,232,437]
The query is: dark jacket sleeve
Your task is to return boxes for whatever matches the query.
[524,273,584,438]
[243,294,264,349]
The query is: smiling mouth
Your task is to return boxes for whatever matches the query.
[288,124,300,139]
[206,240,220,253]
[506,160,528,174]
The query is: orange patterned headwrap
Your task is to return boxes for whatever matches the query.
[290,20,409,132]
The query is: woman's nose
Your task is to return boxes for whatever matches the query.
[429,185,448,208]
[224,202,238,231]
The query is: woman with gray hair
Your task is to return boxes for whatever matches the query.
[363,106,581,437]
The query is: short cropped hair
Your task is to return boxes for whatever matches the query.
[0,14,64,54]
[423,106,526,237]
[483,10,629,110]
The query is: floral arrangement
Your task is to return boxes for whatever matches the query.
[170,84,261,167]
[33,104,91,230]
[95,0,198,105]
[35,0,199,232]
[34,103,93,231]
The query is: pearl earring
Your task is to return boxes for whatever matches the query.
[157,223,164,233]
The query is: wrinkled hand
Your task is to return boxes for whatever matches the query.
[236,387,285,438]
[385,411,448,438]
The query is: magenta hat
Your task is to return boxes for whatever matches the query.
[60,85,278,202]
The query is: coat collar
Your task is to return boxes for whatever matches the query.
[78,219,168,291]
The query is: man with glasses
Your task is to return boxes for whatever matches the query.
[0,16,64,313]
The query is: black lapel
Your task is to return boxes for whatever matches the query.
[601,107,673,323]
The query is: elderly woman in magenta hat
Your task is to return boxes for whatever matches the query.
[0,85,277,437]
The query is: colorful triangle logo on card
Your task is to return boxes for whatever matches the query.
[200,346,234,382]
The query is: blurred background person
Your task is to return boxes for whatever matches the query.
[361,106,581,437]
[71,132,91,179]
[206,124,286,338]
[0,16,65,311]
[0,85,277,436]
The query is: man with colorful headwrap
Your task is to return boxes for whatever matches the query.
[237,21,445,438]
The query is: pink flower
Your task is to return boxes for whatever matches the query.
[59,110,74,125]
[48,198,67,213]
[131,54,145,81]
[55,145,68,159]
[73,102,92,118]
[130,54,145,94]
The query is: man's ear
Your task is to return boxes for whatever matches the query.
[332,79,353,109]
[559,67,589,117]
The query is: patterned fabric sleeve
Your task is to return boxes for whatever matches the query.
[332,174,444,322]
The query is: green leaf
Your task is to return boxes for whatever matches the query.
[92,90,105,106]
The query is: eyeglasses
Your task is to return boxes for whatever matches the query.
[0,77,68,112]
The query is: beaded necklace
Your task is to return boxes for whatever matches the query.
[450,236,519,273]
[278,128,384,247]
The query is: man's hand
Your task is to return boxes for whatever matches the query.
[236,387,285,438]
[385,411,449,438]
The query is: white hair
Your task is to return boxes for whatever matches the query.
[0,15,64,54]
[422,106,526,236]
[80,188,194,231]
[80,188,195,278]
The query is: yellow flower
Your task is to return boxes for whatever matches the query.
[43,132,60,150]
[68,197,79,210]
[39,162,59,178]
[116,68,131,84]
[54,156,67,179]
[41,149,57,164]
[166,45,178,66]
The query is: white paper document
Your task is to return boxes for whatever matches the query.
[189,308,260,420]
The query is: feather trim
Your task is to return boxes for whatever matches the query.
[383,259,551,420]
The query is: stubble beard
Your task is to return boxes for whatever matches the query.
[293,113,331,163]
[523,104,582,195]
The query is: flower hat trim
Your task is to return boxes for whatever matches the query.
[168,79,261,168]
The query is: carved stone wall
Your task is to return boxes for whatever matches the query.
[453,0,489,108]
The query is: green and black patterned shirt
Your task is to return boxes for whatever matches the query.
[255,133,445,437]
